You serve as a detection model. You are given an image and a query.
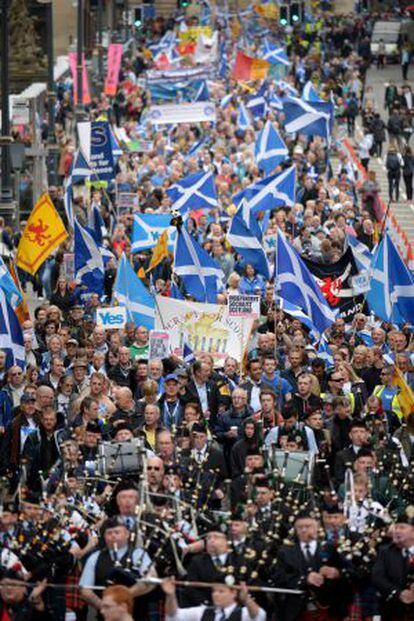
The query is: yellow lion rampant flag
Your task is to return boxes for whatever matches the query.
[16,193,68,276]
[146,230,169,273]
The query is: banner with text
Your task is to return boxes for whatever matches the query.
[104,43,123,96]
[228,294,261,318]
[77,121,115,183]
[148,102,216,125]
[155,295,253,363]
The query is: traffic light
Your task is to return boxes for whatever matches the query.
[290,2,301,23]
[134,7,142,28]
[177,0,190,7]
[279,5,288,26]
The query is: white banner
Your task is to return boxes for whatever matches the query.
[155,296,253,364]
[148,102,216,125]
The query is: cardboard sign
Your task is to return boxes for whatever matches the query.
[228,295,261,318]
[97,306,127,329]
[149,330,170,360]
[12,98,30,125]
[117,192,136,215]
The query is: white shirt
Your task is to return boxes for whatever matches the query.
[300,540,318,556]
[79,545,151,587]
[195,382,208,412]
[192,445,208,463]
[166,604,266,621]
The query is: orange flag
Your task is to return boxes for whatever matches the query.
[232,51,270,81]
[8,260,30,324]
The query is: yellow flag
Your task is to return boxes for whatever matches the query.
[146,230,169,273]
[392,366,414,417]
[16,193,68,276]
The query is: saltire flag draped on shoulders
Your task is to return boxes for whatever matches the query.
[74,219,104,296]
[367,232,414,325]
[131,213,176,253]
[16,193,68,276]
[0,287,25,368]
[233,165,296,214]
[227,199,270,279]
[113,253,155,329]
[283,97,333,139]
[174,225,224,303]
[261,40,290,66]
[275,229,337,336]
[167,171,217,214]
[303,247,365,322]
[232,51,270,81]
[255,120,288,175]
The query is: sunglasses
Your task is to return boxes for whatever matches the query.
[147,466,161,471]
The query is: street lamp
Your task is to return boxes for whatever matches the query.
[38,0,59,187]
[0,0,14,216]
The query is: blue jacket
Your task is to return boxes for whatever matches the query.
[239,275,266,296]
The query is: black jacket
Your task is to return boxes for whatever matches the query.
[372,543,414,621]
[183,379,222,428]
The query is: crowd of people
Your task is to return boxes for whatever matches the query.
[1,5,414,621]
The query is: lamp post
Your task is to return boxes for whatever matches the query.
[76,0,84,120]
[0,0,14,214]
[97,0,104,84]
[38,0,58,187]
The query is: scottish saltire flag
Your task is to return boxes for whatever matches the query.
[113,254,155,329]
[64,148,95,228]
[302,81,320,102]
[74,219,104,296]
[0,257,22,309]
[262,40,290,66]
[0,288,25,368]
[131,213,175,253]
[275,230,337,336]
[233,165,296,214]
[246,85,267,119]
[277,80,298,96]
[237,102,252,131]
[148,30,177,56]
[347,234,372,272]
[183,340,196,364]
[174,226,224,303]
[318,337,334,368]
[227,200,270,279]
[88,205,115,265]
[283,97,333,139]
[167,171,217,214]
[186,136,208,160]
[218,40,228,80]
[276,298,317,337]
[267,91,284,111]
[194,80,210,102]
[221,93,233,108]
[255,121,288,175]
[367,232,414,325]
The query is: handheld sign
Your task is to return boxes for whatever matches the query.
[228,294,261,318]
[149,331,170,360]
[96,306,127,329]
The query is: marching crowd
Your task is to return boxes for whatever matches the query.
[1,5,414,621]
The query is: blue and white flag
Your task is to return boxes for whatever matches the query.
[255,121,288,175]
[113,254,155,329]
[148,30,177,56]
[347,234,372,272]
[246,85,267,119]
[367,232,414,325]
[275,229,337,336]
[283,97,333,139]
[237,102,252,131]
[218,40,228,80]
[194,80,210,102]
[77,121,115,182]
[276,298,317,337]
[174,226,224,303]
[167,171,217,214]
[220,93,233,108]
[262,40,290,66]
[88,205,115,265]
[183,339,196,365]
[71,148,94,183]
[267,91,284,111]
[171,279,184,300]
[131,213,175,253]
[0,288,25,369]
[0,258,21,309]
[74,219,104,296]
[318,337,334,368]
[227,200,270,279]
[276,80,298,97]
[302,81,320,102]
[233,165,296,214]
[186,136,208,159]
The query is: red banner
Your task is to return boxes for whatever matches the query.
[104,43,123,96]
[68,52,91,105]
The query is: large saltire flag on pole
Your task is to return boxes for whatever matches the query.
[255,120,288,175]
[113,253,155,329]
[16,193,68,276]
